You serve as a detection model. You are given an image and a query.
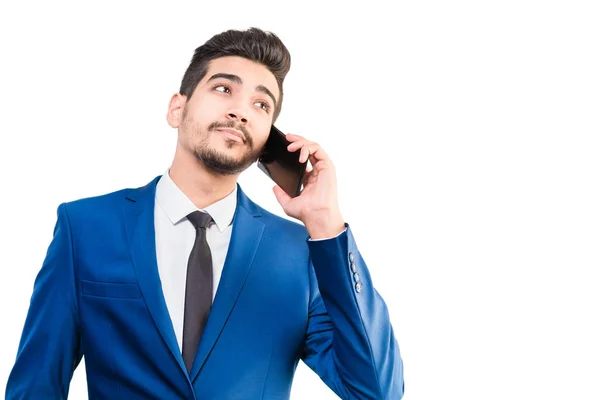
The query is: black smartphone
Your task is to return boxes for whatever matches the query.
[257,125,307,198]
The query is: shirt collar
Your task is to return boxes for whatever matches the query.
[155,169,237,232]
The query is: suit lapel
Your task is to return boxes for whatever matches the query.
[122,176,188,378]
[121,178,266,382]
[190,187,265,382]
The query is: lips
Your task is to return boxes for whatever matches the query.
[215,128,245,143]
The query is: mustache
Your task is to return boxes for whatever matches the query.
[208,121,251,144]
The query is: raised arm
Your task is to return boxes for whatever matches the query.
[302,227,404,399]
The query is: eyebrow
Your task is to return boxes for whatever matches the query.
[207,73,278,110]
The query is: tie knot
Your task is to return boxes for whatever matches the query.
[187,211,213,230]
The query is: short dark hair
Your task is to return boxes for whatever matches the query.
[179,27,291,120]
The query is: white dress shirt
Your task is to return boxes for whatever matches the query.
[154,169,237,351]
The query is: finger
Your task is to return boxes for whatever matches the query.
[309,159,328,173]
[302,175,310,188]
[287,139,313,152]
[285,133,304,141]
[301,143,326,163]
[283,133,305,145]
[302,168,314,185]
[307,145,330,164]
[299,143,319,162]
[287,139,329,164]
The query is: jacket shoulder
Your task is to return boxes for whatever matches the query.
[58,176,160,220]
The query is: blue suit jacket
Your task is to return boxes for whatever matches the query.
[6,176,404,399]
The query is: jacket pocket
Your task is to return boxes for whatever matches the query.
[81,280,142,299]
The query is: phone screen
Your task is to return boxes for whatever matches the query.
[257,126,307,198]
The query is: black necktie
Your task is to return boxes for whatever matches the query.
[182,211,213,373]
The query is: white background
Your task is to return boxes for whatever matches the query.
[1,0,599,399]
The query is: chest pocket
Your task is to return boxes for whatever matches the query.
[81,280,142,299]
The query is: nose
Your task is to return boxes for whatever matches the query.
[226,108,249,124]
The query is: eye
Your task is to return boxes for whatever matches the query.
[255,101,271,113]
[214,84,231,94]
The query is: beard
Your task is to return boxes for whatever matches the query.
[181,114,261,176]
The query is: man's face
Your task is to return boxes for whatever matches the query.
[177,56,279,175]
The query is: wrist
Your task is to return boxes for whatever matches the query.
[304,211,345,239]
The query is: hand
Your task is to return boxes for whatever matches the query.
[272,133,345,239]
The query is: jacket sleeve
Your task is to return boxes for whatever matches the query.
[5,203,83,400]
[302,224,404,399]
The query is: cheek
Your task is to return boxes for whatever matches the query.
[180,115,206,142]
[253,122,272,147]
[186,97,220,123]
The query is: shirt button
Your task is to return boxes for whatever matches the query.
[349,252,355,263]
[355,282,362,293]
[351,263,357,273]
[353,273,360,283]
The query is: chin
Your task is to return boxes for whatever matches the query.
[193,144,259,176]
[208,133,243,149]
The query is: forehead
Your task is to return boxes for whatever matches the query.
[202,56,280,101]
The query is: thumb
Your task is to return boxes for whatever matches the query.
[272,185,291,208]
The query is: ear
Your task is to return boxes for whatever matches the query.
[166,93,187,128]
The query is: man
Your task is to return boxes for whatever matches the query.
[6,27,404,399]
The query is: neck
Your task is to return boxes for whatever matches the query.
[169,145,239,210]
